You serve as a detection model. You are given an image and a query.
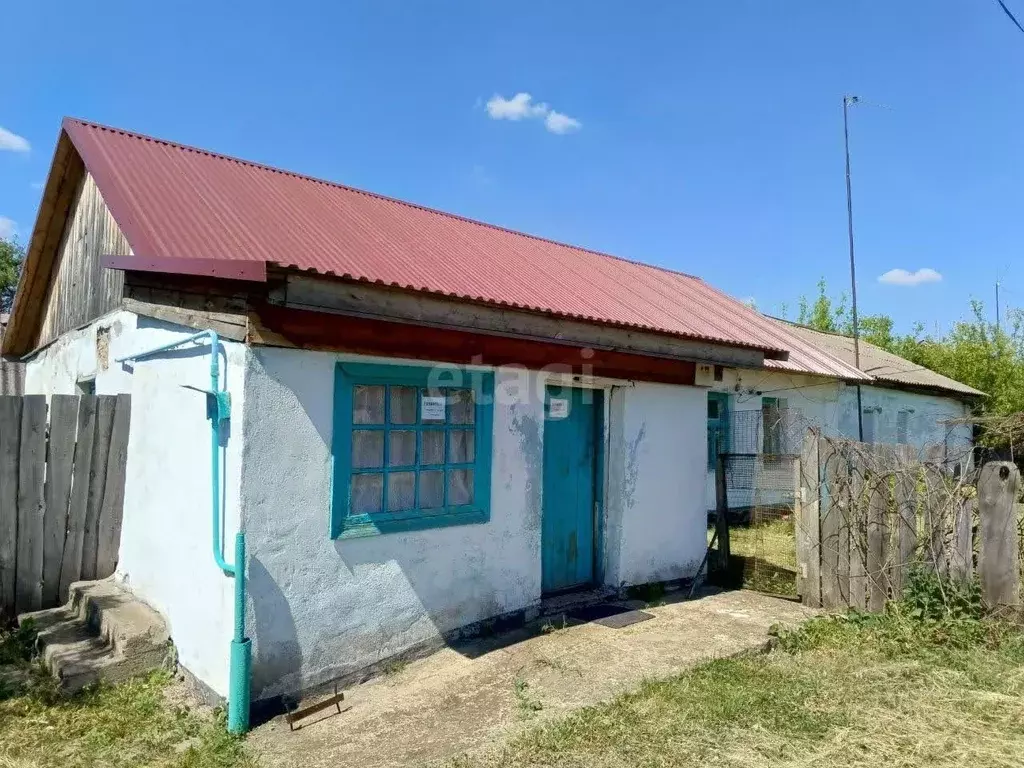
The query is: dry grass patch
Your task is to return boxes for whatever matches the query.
[454,603,1024,768]
[0,624,254,768]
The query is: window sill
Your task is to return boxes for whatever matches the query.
[333,508,489,539]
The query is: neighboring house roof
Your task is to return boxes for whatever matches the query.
[16,117,849,364]
[779,320,984,399]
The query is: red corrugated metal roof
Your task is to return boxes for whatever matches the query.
[61,116,865,375]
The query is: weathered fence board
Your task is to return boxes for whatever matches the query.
[819,441,847,609]
[95,394,130,579]
[797,431,821,608]
[81,397,115,582]
[978,462,1020,609]
[0,394,131,616]
[951,498,974,583]
[42,396,79,607]
[0,397,22,611]
[59,397,96,603]
[803,435,1023,614]
[892,466,917,596]
[848,464,867,610]
[866,465,889,613]
[16,396,47,612]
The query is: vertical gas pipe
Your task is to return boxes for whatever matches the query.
[115,329,250,733]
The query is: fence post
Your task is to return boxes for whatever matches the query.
[978,462,1020,609]
[797,430,821,607]
[715,454,730,573]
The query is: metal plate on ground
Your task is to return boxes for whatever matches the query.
[567,603,655,629]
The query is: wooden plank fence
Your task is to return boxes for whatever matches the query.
[797,431,1022,612]
[0,394,130,616]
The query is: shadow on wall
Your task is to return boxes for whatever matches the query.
[248,556,301,701]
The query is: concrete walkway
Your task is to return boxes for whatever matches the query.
[248,589,816,768]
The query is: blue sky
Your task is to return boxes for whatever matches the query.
[1,1,1022,333]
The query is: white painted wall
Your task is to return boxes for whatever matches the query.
[240,349,712,700]
[702,368,974,510]
[605,382,708,586]
[24,310,137,395]
[240,348,545,700]
[23,313,247,699]
[842,384,973,465]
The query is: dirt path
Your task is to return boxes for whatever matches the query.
[247,590,816,768]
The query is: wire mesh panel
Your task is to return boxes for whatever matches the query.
[708,407,803,596]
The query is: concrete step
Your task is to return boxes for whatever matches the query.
[19,578,171,693]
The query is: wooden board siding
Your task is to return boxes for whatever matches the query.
[0,358,23,395]
[36,173,130,350]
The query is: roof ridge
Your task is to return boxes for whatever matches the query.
[63,116,704,283]
[771,315,866,341]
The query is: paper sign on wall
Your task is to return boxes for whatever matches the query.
[549,398,570,419]
[421,396,447,421]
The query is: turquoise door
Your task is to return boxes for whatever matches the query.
[542,386,600,594]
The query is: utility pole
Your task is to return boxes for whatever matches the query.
[844,94,864,442]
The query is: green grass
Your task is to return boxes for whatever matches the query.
[513,677,544,719]
[455,606,1024,768]
[0,624,254,768]
[709,516,799,596]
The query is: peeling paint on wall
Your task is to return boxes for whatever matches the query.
[623,422,647,511]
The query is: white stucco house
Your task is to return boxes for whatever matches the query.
[4,117,980,715]
[702,320,982,512]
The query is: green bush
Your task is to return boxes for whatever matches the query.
[0,620,36,666]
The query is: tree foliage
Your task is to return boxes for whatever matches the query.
[0,237,24,314]
[793,279,1024,418]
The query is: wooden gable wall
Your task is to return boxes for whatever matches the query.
[36,173,131,350]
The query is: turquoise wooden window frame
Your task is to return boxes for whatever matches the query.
[331,362,494,539]
[707,392,729,469]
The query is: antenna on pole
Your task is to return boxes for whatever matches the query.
[844,94,864,442]
[996,280,1002,334]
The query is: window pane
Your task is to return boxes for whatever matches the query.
[707,400,719,419]
[419,470,444,510]
[420,387,446,424]
[352,430,384,468]
[448,468,473,506]
[351,473,383,514]
[353,385,385,424]
[389,431,416,467]
[390,386,418,425]
[449,389,475,425]
[422,430,445,465]
[388,471,416,512]
[449,430,475,463]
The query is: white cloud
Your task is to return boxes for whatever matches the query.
[0,217,16,239]
[30,181,43,190]
[877,268,943,286]
[0,127,30,153]
[486,92,548,121]
[485,92,582,134]
[544,110,581,134]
